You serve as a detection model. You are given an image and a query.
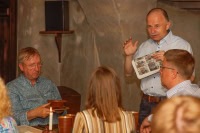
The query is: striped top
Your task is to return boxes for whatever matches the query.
[72,109,136,133]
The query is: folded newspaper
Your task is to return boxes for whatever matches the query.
[132,52,162,79]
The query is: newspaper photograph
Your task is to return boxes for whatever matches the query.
[132,52,162,79]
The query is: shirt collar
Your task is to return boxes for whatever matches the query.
[167,80,191,98]
[161,30,173,44]
[151,30,172,45]
[20,74,41,85]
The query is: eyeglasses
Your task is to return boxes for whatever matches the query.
[160,66,179,74]
[24,63,42,69]
[160,66,175,70]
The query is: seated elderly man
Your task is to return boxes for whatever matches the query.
[7,47,62,126]
[140,49,200,133]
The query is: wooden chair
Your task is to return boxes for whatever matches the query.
[132,111,139,132]
[57,86,81,114]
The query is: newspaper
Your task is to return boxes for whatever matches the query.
[132,52,162,79]
[17,125,42,133]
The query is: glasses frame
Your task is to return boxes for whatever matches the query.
[23,63,43,70]
[160,66,179,74]
[160,66,175,70]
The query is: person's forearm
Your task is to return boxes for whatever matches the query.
[12,111,30,125]
[124,55,134,76]
[27,109,38,121]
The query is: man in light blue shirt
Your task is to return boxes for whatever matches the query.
[7,47,62,126]
[160,49,199,98]
[123,8,193,125]
[140,49,200,133]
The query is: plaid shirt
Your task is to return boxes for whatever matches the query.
[7,74,62,126]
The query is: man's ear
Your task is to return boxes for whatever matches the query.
[190,75,195,82]
[166,21,171,31]
[19,64,24,72]
[171,69,178,79]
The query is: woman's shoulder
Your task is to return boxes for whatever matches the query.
[119,110,136,132]
[120,110,136,124]
[0,116,18,133]
[75,110,91,120]
[75,109,97,123]
[120,109,133,114]
[120,110,134,118]
[1,116,16,124]
[80,109,94,115]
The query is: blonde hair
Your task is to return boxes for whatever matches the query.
[152,96,200,133]
[85,66,123,122]
[0,78,12,121]
[18,47,40,64]
[164,49,195,79]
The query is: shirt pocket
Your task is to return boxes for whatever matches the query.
[20,94,44,109]
[43,89,55,99]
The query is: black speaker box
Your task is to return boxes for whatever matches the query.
[45,1,69,31]
[0,0,10,8]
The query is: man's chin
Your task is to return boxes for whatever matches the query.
[33,74,40,79]
[161,82,167,88]
[151,36,160,41]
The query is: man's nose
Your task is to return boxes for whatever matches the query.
[151,27,156,34]
[35,65,40,71]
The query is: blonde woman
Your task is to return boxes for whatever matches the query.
[73,66,136,133]
[152,96,200,133]
[0,78,18,132]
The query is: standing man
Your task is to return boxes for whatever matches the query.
[7,47,62,126]
[123,8,193,126]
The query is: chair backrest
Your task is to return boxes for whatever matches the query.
[132,111,139,132]
[57,86,81,114]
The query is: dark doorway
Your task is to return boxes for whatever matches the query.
[0,0,17,83]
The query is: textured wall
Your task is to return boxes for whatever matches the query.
[17,0,60,85]
[17,0,200,112]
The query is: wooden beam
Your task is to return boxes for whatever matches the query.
[171,2,200,9]
[158,0,200,10]
[169,0,200,2]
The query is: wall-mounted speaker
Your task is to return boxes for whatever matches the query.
[45,1,69,31]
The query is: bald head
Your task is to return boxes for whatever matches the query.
[147,8,169,22]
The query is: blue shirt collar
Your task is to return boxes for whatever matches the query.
[167,80,191,98]
[151,30,172,45]
[20,74,41,85]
